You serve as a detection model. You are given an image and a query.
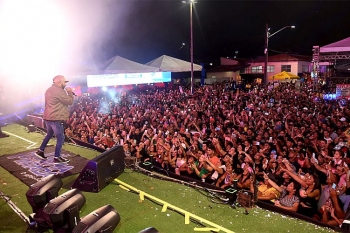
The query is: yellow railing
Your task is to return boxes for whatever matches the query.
[114,178,234,233]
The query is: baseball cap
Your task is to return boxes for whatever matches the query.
[340,117,346,122]
[53,75,69,83]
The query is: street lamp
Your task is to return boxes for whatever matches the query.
[182,0,197,94]
[264,23,295,84]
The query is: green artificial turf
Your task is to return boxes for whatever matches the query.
[0,124,336,233]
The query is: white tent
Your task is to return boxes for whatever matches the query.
[320,37,350,53]
[103,56,159,74]
[145,55,202,72]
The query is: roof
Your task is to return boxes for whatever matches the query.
[252,54,311,62]
[320,36,350,53]
[207,64,249,72]
[145,55,202,72]
[102,56,159,74]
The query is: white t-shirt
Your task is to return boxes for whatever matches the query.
[211,164,226,180]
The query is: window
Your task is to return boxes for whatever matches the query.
[281,65,291,72]
[267,65,275,72]
[302,65,309,72]
[251,66,263,73]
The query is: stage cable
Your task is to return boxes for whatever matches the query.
[0,190,30,225]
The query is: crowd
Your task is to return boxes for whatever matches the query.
[64,80,350,227]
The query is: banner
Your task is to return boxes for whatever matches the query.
[87,72,171,87]
[336,84,350,99]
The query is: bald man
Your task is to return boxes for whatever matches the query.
[35,75,74,164]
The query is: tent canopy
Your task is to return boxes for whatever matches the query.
[145,55,202,72]
[269,71,299,81]
[103,56,159,74]
[320,37,350,53]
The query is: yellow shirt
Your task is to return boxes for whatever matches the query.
[258,184,280,202]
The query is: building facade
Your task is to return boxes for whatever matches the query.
[206,54,311,85]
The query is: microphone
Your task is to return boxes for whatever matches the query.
[65,88,76,96]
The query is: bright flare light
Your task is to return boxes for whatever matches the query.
[0,0,67,76]
[0,0,70,111]
[0,0,69,81]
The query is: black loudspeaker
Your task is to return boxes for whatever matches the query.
[72,145,125,193]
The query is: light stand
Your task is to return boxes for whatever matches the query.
[264,24,295,84]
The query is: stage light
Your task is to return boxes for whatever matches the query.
[26,174,63,225]
[43,189,86,232]
[72,204,120,233]
[139,227,160,233]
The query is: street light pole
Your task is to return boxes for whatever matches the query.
[183,0,196,94]
[190,1,194,94]
[264,24,295,84]
[264,23,269,85]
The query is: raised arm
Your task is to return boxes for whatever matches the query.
[212,138,226,156]
[216,173,226,187]
[281,158,295,172]
[205,157,224,175]
[264,172,283,193]
[310,157,327,174]
[283,169,307,188]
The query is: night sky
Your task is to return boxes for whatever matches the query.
[0,0,349,114]
[1,0,349,68]
[85,0,350,66]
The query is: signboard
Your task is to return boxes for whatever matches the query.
[87,72,171,87]
[336,84,350,99]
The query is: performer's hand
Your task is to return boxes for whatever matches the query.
[65,87,73,93]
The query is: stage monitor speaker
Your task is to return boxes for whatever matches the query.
[26,114,45,129]
[72,145,125,193]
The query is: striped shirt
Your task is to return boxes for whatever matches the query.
[279,188,300,207]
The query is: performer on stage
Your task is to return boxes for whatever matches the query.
[35,75,74,163]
